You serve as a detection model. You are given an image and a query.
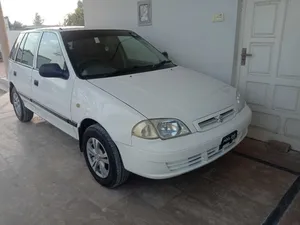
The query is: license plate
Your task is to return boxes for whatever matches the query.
[219,131,237,150]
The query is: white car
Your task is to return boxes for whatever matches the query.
[8,28,252,188]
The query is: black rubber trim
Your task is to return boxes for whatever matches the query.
[263,176,300,225]
[18,92,77,127]
[233,151,299,175]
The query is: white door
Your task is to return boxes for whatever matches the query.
[238,0,300,150]
[31,32,77,138]
[8,33,26,94]
[10,32,41,99]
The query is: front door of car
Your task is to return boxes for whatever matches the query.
[31,32,77,138]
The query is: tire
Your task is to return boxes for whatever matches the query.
[82,124,130,188]
[11,87,34,122]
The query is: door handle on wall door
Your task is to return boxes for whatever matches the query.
[34,80,39,86]
[241,48,253,66]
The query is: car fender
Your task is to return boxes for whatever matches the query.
[72,78,146,145]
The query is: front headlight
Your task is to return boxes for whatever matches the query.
[236,91,246,113]
[132,119,191,140]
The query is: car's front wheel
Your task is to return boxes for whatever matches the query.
[82,124,130,188]
[11,87,34,122]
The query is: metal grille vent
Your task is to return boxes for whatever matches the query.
[198,109,235,130]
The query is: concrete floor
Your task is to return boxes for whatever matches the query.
[0,92,300,225]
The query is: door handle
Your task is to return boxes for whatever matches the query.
[34,80,39,86]
[241,48,253,66]
[13,71,17,76]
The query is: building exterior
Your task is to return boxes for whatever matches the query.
[83,0,300,151]
[84,0,239,85]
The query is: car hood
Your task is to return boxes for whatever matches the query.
[88,66,236,129]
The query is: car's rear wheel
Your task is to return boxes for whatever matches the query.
[82,124,130,188]
[11,87,34,122]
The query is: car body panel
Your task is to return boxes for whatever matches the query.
[88,66,237,131]
[31,31,78,138]
[71,79,146,145]
[117,106,252,178]
[8,60,33,100]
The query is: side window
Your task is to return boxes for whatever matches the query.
[37,32,65,70]
[22,33,40,67]
[9,33,24,60]
[16,33,28,63]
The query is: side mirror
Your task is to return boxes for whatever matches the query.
[162,51,169,58]
[39,63,68,79]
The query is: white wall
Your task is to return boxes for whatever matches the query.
[7,31,20,49]
[0,30,20,52]
[83,0,239,84]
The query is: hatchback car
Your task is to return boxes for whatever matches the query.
[8,27,252,188]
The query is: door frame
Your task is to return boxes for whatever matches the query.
[232,0,247,89]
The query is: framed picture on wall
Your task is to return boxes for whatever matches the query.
[138,0,152,26]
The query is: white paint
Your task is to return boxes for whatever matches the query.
[9,61,32,98]
[248,43,273,75]
[245,82,268,106]
[119,105,251,179]
[251,111,280,133]
[89,66,237,131]
[1,31,21,52]
[278,0,300,79]
[8,28,251,179]
[83,0,239,84]
[238,0,300,150]
[252,2,278,37]
[7,31,20,49]
[31,31,77,138]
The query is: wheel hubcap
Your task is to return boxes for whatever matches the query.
[86,138,110,178]
[13,92,22,117]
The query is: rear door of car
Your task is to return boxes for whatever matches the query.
[8,33,24,89]
[9,32,41,100]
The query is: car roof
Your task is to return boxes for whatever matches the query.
[20,26,133,33]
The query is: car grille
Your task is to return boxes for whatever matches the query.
[166,147,222,172]
[207,147,222,160]
[166,153,202,171]
[198,108,235,131]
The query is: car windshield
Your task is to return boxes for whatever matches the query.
[61,30,175,79]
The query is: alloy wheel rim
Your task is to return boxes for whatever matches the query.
[86,137,110,178]
[13,92,22,117]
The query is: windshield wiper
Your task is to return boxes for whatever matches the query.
[153,60,172,69]
[84,63,173,79]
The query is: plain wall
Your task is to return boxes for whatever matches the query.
[1,31,20,54]
[7,31,20,49]
[0,30,20,49]
[83,0,239,84]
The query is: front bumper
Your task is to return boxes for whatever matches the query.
[117,105,252,179]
